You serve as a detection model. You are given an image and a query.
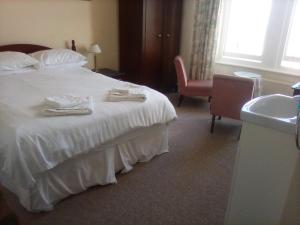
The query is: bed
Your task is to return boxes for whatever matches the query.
[0,44,177,211]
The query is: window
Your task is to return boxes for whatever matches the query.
[217,0,300,75]
[282,0,300,69]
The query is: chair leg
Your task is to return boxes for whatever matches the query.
[178,95,184,107]
[208,96,212,103]
[218,116,222,120]
[210,115,216,133]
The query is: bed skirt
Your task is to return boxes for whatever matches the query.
[1,124,169,212]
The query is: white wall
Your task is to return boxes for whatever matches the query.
[214,64,295,96]
[0,0,119,70]
[180,0,298,96]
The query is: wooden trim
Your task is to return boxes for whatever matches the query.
[0,44,51,54]
[71,40,77,52]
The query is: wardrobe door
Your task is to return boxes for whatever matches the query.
[141,0,164,89]
[161,0,182,91]
[119,0,144,83]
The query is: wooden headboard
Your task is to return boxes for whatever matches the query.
[0,40,77,54]
[0,44,51,54]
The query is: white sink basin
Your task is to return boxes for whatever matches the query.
[241,94,297,134]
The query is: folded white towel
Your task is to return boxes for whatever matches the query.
[124,83,141,89]
[110,88,130,95]
[106,88,147,102]
[45,95,90,108]
[42,96,94,116]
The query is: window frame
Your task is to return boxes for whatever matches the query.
[216,0,300,76]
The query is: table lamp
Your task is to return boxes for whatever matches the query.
[88,44,102,71]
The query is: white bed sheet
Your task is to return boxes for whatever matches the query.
[2,123,168,211]
[0,67,177,194]
[0,67,36,76]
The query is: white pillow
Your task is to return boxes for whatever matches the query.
[0,67,36,76]
[0,51,39,71]
[39,61,88,69]
[30,49,86,69]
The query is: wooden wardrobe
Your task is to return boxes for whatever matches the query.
[119,0,182,91]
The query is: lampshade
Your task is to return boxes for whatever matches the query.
[88,44,102,54]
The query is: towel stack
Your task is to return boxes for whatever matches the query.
[42,95,94,116]
[106,88,147,102]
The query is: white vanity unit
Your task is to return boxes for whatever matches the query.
[225,94,300,225]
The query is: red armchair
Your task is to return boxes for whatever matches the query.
[174,56,213,106]
[210,74,254,133]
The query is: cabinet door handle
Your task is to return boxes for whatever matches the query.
[166,33,171,38]
[157,34,162,38]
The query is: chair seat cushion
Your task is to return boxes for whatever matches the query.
[183,80,213,96]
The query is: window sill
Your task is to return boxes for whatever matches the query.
[215,60,300,79]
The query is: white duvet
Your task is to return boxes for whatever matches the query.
[0,67,177,190]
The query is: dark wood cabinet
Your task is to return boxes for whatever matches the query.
[119,0,182,91]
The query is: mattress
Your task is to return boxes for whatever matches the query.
[0,67,177,210]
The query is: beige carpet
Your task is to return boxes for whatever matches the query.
[3,95,241,225]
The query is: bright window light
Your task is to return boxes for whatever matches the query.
[217,0,300,75]
[224,0,272,57]
[282,0,300,69]
[285,1,300,58]
[281,61,300,70]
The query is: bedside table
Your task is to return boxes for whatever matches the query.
[95,68,125,80]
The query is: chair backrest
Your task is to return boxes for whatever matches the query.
[211,74,254,120]
[174,56,188,93]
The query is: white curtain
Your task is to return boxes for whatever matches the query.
[189,0,221,80]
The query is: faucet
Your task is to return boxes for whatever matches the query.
[295,95,300,150]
